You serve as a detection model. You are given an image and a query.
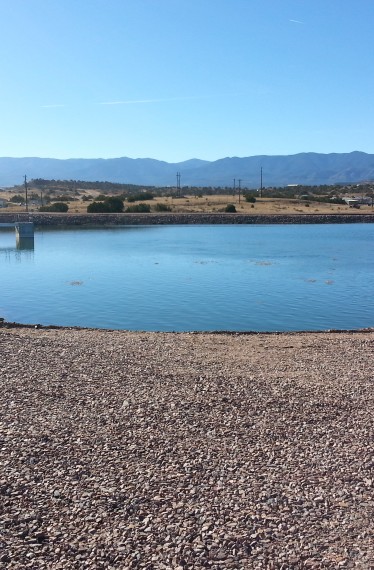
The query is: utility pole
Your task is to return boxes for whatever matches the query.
[233,178,236,197]
[24,175,29,213]
[260,167,263,198]
[176,172,181,197]
[238,179,242,204]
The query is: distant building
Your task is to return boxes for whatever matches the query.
[356,196,372,205]
[344,198,360,208]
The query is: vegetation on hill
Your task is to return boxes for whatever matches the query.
[32,179,143,193]
[15,178,371,200]
[3,177,373,216]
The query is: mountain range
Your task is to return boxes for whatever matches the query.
[1,151,374,188]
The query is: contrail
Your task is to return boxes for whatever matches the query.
[39,94,231,109]
[289,19,304,24]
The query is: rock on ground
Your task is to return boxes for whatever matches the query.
[0,327,373,569]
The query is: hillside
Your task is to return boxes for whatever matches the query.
[1,152,374,188]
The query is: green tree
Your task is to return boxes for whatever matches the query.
[10,194,24,203]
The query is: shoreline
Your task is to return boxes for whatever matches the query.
[1,320,374,336]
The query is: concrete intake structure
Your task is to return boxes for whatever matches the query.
[14,222,34,239]
[0,221,36,249]
[14,222,34,249]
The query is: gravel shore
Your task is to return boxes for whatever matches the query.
[1,327,373,569]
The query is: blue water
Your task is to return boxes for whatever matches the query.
[1,224,373,331]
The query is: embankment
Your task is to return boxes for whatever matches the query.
[1,212,374,225]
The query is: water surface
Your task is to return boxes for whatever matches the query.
[1,224,373,331]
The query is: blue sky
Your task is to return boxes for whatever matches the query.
[1,0,373,162]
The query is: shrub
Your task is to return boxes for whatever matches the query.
[127,192,154,202]
[40,202,69,212]
[126,203,151,213]
[10,194,24,203]
[87,201,107,213]
[105,197,124,212]
[87,197,124,213]
[244,194,256,203]
[55,195,74,202]
[154,203,172,212]
[225,204,236,213]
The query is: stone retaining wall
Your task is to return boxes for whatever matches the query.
[1,212,374,226]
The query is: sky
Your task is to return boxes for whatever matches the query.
[0,0,373,162]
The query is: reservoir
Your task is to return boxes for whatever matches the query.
[1,223,373,332]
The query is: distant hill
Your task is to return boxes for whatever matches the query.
[1,152,374,188]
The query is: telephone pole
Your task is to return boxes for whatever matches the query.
[176,172,181,197]
[233,178,236,197]
[238,179,242,203]
[24,175,29,213]
[260,167,263,198]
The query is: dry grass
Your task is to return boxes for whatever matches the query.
[1,192,373,216]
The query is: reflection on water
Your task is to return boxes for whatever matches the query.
[0,231,34,261]
[0,225,35,251]
[1,224,374,331]
[0,247,34,262]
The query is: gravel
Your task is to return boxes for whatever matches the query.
[0,327,373,569]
